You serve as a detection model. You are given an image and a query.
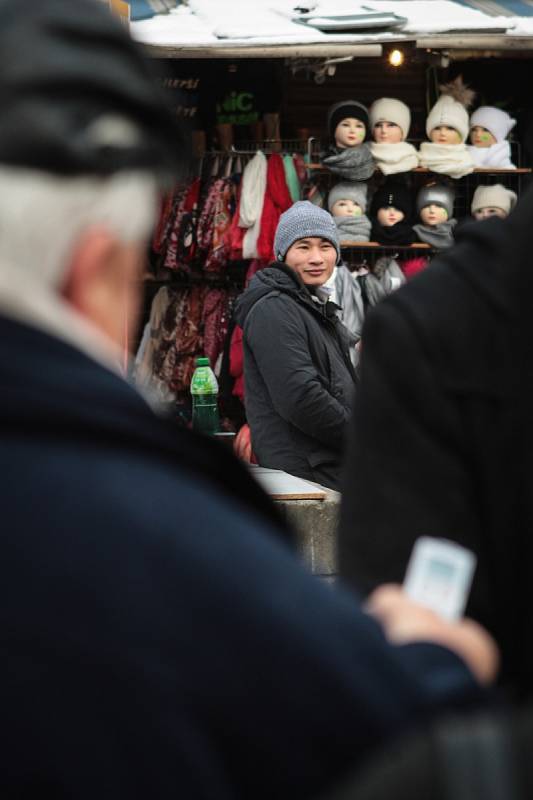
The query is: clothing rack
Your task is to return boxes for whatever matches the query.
[143,264,248,291]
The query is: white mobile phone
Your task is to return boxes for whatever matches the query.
[403,537,477,621]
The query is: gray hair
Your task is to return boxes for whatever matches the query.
[0,167,158,288]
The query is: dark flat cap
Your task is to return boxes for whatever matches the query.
[0,0,183,178]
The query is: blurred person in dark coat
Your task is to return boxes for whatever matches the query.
[0,2,498,798]
[339,183,533,699]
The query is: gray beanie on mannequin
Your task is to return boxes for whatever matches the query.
[416,183,455,219]
[274,201,341,263]
[328,182,368,214]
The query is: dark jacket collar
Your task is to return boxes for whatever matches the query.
[0,314,291,544]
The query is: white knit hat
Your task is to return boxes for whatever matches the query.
[370,98,411,139]
[471,184,517,215]
[469,106,516,143]
[426,95,469,143]
[328,182,368,214]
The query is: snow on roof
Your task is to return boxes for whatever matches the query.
[130,0,533,50]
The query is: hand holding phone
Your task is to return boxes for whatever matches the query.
[403,537,477,621]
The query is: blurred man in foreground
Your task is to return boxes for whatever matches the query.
[339,183,533,699]
[0,2,497,798]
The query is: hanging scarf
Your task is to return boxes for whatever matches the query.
[363,257,405,306]
[467,141,516,169]
[283,154,301,202]
[402,255,429,280]
[238,150,268,260]
[371,219,416,246]
[321,142,375,181]
[418,142,474,179]
[334,214,371,242]
[370,141,419,175]
[257,154,293,261]
[328,265,365,341]
[413,218,457,250]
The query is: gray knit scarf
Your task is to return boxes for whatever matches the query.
[413,219,457,250]
[363,257,405,306]
[335,214,372,242]
[321,143,375,181]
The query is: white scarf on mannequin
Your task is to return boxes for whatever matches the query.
[418,142,474,179]
[370,141,419,175]
[467,141,515,169]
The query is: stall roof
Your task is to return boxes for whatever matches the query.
[131,0,533,57]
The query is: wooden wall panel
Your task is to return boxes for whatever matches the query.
[280,55,429,143]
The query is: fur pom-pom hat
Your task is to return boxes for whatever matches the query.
[470,107,516,143]
[471,184,517,215]
[426,76,475,143]
[369,98,411,139]
[416,183,455,219]
[327,182,368,214]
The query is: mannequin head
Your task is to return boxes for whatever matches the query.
[377,206,404,226]
[330,199,363,217]
[328,181,368,218]
[425,92,470,145]
[473,206,506,221]
[327,100,369,148]
[371,182,412,227]
[420,204,448,226]
[416,183,454,227]
[334,117,366,149]
[469,106,516,147]
[471,184,517,221]
[429,125,462,145]
[373,121,403,144]
[370,98,410,144]
[470,125,497,148]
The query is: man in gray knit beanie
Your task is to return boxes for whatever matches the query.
[274,200,341,263]
[234,199,357,491]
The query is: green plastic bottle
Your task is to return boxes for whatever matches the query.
[190,356,220,435]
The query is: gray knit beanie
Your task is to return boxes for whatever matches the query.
[274,201,341,263]
[416,183,455,219]
[328,182,368,214]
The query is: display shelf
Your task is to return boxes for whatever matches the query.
[340,241,431,249]
[306,164,531,173]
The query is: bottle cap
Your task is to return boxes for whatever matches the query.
[195,356,210,367]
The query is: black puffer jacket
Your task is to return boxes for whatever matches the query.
[234,263,357,490]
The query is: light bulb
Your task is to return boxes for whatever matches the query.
[388,49,404,67]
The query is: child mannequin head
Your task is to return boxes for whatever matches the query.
[369,98,410,144]
[416,183,455,226]
[371,183,412,227]
[426,78,474,145]
[328,182,367,218]
[471,184,517,220]
[430,125,462,145]
[327,100,369,149]
[469,107,516,149]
